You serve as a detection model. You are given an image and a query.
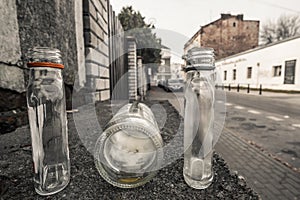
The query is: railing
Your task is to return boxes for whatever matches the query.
[215,83,263,95]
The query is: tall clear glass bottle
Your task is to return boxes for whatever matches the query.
[183,47,215,189]
[26,47,70,195]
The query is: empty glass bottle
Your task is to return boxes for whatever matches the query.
[94,102,163,188]
[183,47,215,189]
[26,47,70,195]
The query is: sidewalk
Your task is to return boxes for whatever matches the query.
[215,126,300,200]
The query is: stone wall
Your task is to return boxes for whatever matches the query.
[16,0,80,86]
[0,0,27,133]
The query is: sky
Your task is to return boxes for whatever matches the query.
[110,0,300,63]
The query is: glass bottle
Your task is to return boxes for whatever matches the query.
[94,102,163,188]
[183,47,215,189]
[26,47,70,195]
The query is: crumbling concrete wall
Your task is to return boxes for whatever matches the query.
[0,0,27,133]
[16,0,79,86]
[0,0,127,133]
[0,0,85,133]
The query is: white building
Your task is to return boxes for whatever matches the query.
[215,36,300,91]
[170,63,184,79]
[155,46,172,83]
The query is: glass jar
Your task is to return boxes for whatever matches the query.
[183,47,215,189]
[26,47,70,195]
[94,102,163,188]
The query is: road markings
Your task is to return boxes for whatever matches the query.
[225,103,233,106]
[292,124,300,128]
[267,116,284,121]
[248,110,261,114]
[235,106,245,110]
[284,115,290,119]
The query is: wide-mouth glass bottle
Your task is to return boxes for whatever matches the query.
[94,102,163,188]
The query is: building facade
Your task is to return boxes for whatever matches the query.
[215,36,300,92]
[156,46,172,81]
[184,14,259,60]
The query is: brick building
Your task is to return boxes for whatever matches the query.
[184,14,259,60]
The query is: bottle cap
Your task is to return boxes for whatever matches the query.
[185,47,215,71]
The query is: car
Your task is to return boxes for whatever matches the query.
[165,79,184,92]
[157,80,167,89]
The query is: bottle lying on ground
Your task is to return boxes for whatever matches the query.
[94,102,163,188]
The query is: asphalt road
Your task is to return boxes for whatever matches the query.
[225,91,300,119]
[223,91,300,170]
[148,86,300,171]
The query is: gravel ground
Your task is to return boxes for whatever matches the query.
[0,100,260,199]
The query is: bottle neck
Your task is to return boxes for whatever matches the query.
[29,67,62,82]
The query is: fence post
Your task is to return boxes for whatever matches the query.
[237,84,240,92]
[222,84,224,90]
[259,84,262,95]
[229,84,231,91]
[247,84,250,93]
[126,36,138,101]
[137,56,144,100]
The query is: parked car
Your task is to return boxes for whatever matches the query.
[165,79,184,92]
[157,80,167,89]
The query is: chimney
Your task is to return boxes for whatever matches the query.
[221,13,231,19]
[237,14,244,20]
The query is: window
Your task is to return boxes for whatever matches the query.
[233,22,236,27]
[284,60,296,84]
[233,69,236,80]
[273,65,282,77]
[224,71,227,81]
[247,67,252,79]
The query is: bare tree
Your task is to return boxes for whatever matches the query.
[260,20,277,44]
[260,14,300,44]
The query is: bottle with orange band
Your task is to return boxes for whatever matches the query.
[26,47,70,195]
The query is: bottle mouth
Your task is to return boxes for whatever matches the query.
[27,47,63,68]
[27,62,64,69]
[95,121,163,173]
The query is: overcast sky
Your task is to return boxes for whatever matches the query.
[110,0,300,62]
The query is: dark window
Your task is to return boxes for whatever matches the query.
[247,67,252,79]
[273,65,282,77]
[233,69,236,80]
[284,60,296,84]
[233,22,236,27]
[224,71,227,80]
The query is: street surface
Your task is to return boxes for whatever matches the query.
[223,90,300,170]
[149,87,300,171]
[147,86,300,199]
